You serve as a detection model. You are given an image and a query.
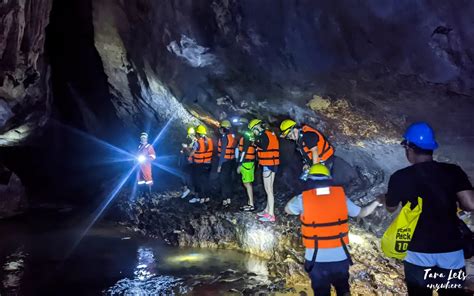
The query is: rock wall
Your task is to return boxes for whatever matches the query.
[0,0,52,146]
[91,0,474,179]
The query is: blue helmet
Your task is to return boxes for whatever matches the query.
[403,122,438,150]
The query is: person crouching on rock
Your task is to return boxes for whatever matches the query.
[285,164,382,296]
[137,132,156,196]
[187,125,213,204]
[249,119,280,222]
[279,119,335,179]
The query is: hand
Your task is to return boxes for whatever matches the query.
[376,194,386,206]
[182,143,188,148]
[303,164,310,171]
[236,166,242,174]
[217,166,222,173]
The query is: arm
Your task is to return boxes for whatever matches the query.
[357,200,382,218]
[238,138,251,164]
[218,136,228,169]
[309,146,319,164]
[148,146,156,160]
[188,142,199,161]
[285,194,303,215]
[458,190,474,211]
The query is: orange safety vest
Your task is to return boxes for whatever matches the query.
[301,125,334,162]
[192,137,214,164]
[301,186,349,249]
[257,130,280,166]
[238,137,256,161]
[218,133,237,160]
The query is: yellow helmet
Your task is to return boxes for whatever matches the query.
[187,127,195,136]
[308,164,331,178]
[196,125,207,135]
[280,119,297,137]
[220,120,231,129]
[248,119,262,130]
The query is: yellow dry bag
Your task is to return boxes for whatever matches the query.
[381,197,423,259]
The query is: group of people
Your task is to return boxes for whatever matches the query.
[135,119,474,296]
[177,117,337,223]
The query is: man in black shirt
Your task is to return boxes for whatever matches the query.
[279,119,335,173]
[381,122,474,296]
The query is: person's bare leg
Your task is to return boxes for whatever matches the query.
[263,171,274,215]
[244,182,254,206]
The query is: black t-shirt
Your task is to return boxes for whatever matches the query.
[296,132,319,164]
[256,131,269,150]
[386,161,473,253]
[301,132,319,149]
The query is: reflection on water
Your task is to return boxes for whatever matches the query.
[2,247,27,293]
[0,214,270,295]
[106,245,270,295]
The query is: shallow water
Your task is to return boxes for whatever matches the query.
[0,210,271,295]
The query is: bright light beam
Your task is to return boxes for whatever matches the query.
[67,164,138,257]
[153,162,186,180]
[150,115,176,147]
[154,155,177,162]
[52,120,134,158]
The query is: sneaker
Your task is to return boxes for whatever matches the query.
[189,197,200,203]
[200,197,210,204]
[181,188,191,199]
[258,213,275,222]
[256,211,267,217]
[240,205,255,212]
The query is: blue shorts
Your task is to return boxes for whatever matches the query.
[263,166,278,173]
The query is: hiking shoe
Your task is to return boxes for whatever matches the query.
[240,205,255,212]
[258,213,275,222]
[181,188,191,199]
[189,197,200,203]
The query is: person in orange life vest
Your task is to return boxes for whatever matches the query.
[285,163,382,296]
[179,127,197,199]
[280,119,335,173]
[217,120,237,207]
[137,132,156,195]
[187,125,213,204]
[248,119,280,222]
[236,129,257,212]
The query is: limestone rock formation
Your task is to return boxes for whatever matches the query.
[0,165,27,218]
[0,0,52,146]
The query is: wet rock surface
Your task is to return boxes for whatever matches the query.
[115,190,410,294]
[0,0,52,145]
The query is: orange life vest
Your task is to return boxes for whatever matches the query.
[301,125,334,162]
[257,130,280,166]
[238,137,256,161]
[192,137,214,164]
[218,133,237,160]
[301,186,349,249]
